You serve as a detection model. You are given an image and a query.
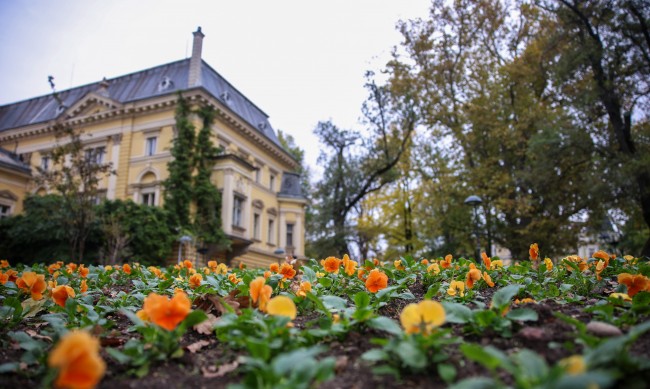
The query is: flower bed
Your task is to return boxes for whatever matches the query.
[0,248,649,388]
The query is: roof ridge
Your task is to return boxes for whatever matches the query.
[201,60,270,119]
[0,58,190,108]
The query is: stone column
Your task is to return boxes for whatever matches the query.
[107,134,122,200]
[222,169,233,234]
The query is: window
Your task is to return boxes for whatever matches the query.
[233,196,244,227]
[145,137,157,156]
[255,169,261,183]
[41,156,50,171]
[142,192,156,206]
[269,174,275,192]
[253,213,261,240]
[268,219,275,244]
[0,204,11,218]
[286,223,294,248]
[84,146,105,164]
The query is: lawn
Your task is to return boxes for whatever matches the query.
[0,248,649,388]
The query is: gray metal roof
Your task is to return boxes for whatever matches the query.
[0,147,31,175]
[0,59,282,148]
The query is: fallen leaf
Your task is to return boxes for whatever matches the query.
[201,361,239,378]
[21,298,47,318]
[186,340,212,353]
[25,330,52,342]
[194,313,220,335]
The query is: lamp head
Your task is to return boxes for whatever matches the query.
[464,195,483,207]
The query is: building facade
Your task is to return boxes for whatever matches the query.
[0,28,306,267]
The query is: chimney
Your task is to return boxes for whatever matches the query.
[97,77,110,97]
[188,27,204,87]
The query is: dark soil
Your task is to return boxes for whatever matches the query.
[1,280,649,389]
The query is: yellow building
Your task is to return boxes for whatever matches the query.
[0,148,31,217]
[0,28,306,267]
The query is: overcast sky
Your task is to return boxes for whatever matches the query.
[0,0,431,173]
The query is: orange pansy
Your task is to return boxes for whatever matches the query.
[482,271,495,287]
[279,263,297,279]
[440,254,452,269]
[48,263,61,274]
[78,265,90,278]
[618,273,650,298]
[465,268,481,289]
[48,330,106,389]
[321,257,342,274]
[0,259,9,268]
[52,285,76,307]
[0,271,8,285]
[16,271,47,300]
[269,263,280,273]
[343,255,357,276]
[529,243,539,261]
[122,264,132,275]
[80,279,88,293]
[142,291,191,331]
[365,269,388,293]
[297,281,312,298]
[481,252,491,269]
[249,277,272,311]
[189,273,203,288]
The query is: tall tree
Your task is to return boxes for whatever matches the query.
[541,0,650,256]
[193,106,228,247]
[395,0,601,259]
[311,72,417,257]
[35,79,113,261]
[163,94,195,231]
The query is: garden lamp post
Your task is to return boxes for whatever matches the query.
[177,235,193,265]
[464,195,483,262]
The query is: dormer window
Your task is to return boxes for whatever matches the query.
[220,91,231,105]
[258,122,267,131]
[56,105,66,115]
[158,77,174,92]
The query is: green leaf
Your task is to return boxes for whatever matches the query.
[0,362,19,373]
[302,266,317,284]
[442,302,473,324]
[505,308,538,322]
[272,346,325,375]
[321,295,347,311]
[305,292,331,319]
[106,348,132,364]
[368,316,403,336]
[513,349,548,380]
[460,344,508,371]
[361,349,389,362]
[491,285,520,309]
[354,291,371,308]
[318,277,332,287]
[181,310,208,328]
[437,363,457,383]
[395,340,426,369]
[448,377,498,389]
[120,308,145,327]
[376,285,400,300]
[554,371,614,389]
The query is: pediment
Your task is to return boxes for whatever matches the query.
[61,92,123,120]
